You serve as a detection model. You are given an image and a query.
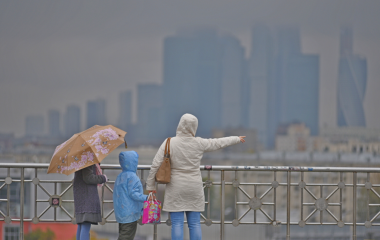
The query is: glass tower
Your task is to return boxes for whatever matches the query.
[337,27,367,127]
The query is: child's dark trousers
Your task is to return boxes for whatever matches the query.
[118,221,137,240]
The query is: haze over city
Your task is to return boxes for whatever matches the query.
[0,0,380,138]
[2,1,380,239]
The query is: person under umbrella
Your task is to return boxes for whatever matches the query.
[74,162,107,240]
[47,125,127,240]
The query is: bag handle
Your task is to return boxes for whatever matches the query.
[164,138,171,158]
[147,192,153,204]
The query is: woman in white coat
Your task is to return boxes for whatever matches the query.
[146,113,245,240]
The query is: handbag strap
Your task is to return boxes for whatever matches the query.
[164,138,171,157]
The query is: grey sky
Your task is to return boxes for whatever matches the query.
[0,0,379,136]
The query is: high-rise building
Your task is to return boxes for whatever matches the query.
[337,26,367,127]
[220,35,246,128]
[48,110,61,137]
[25,115,44,137]
[64,105,81,138]
[163,28,223,137]
[118,90,132,132]
[267,27,319,147]
[162,28,249,137]
[248,25,274,146]
[137,84,163,144]
[86,98,106,129]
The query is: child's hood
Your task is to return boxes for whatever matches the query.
[119,151,139,172]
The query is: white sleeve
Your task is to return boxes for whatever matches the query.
[146,139,167,191]
[198,136,241,152]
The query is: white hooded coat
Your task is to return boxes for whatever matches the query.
[146,114,240,212]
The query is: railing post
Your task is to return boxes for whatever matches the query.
[20,167,25,240]
[7,168,10,219]
[353,172,357,240]
[221,170,225,240]
[286,171,291,240]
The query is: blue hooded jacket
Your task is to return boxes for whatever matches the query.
[113,151,148,223]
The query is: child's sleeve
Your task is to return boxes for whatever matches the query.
[127,178,148,202]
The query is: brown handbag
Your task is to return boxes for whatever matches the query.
[155,138,171,184]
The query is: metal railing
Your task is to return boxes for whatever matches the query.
[1,163,380,240]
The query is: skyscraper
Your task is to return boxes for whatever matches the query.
[248,25,274,146]
[163,28,245,137]
[86,98,106,129]
[220,35,246,128]
[118,90,132,131]
[25,115,44,137]
[64,104,81,138]
[48,109,61,137]
[137,84,163,144]
[267,27,319,147]
[337,27,367,127]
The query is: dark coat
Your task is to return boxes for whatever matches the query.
[73,164,106,224]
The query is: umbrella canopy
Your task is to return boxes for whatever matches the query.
[47,125,127,175]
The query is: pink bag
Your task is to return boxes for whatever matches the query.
[142,193,162,224]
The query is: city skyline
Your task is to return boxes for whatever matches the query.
[9,24,377,141]
[1,1,380,137]
[19,25,366,151]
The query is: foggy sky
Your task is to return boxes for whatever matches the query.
[0,0,380,136]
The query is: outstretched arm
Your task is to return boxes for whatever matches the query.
[199,136,245,152]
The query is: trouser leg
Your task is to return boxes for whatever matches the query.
[118,221,138,240]
[186,211,202,240]
[76,224,82,240]
[79,222,91,240]
[170,212,184,240]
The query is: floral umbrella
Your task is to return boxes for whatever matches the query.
[47,125,127,175]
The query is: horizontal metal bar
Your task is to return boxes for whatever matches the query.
[328,203,341,206]
[5,219,73,222]
[6,180,32,182]
[231,222,272,225]
[2,218,379,227]
[40,180,73,183]
[303,203,315,206]
[304,184,339,187]
[240,183,272,186]
[2,163,380,172]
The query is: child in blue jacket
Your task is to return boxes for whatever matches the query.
[113,151,147,240]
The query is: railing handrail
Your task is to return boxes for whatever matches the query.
[1,163,380,240]
[1,163,380,172]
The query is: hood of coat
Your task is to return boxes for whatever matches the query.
[176,113,198,137]
[119,151,139,172]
